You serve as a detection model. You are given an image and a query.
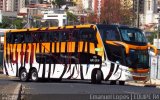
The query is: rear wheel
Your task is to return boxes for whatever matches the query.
[30,69,38,82]
[91,69,102,84]
[19,69,28,82]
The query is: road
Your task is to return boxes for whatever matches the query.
[1,76,160,100]
[20,79,160,100]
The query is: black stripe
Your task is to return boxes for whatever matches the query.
[9,44,13,72]
[65,42,67,53]
[3,60,8,75]
[75,42,78,53]
[113,65,119,75]
[116,69,122,80]
[86,65,89,75]
[105,63,115,81]
[67,67,75,79]
[37,43,40,73]
[67,63,71,73]
[42,48,46,79]
[29,44,33,72]
[82,42,85,52]
[87,42,89,53]
[48,42,52,78]
[21,43,23,68]
[59,64,68,79]
[24,43,28,68]
[52,64,56,76]
[55,42,57,53]
[80,65,84,80]
[15,44,18,77]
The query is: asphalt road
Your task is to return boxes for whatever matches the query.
[1,76,160,100]
[20,79,160,100]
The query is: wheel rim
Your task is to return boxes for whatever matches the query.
[21,72,27,80]
[32,72,37,81]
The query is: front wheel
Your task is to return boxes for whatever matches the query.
[91,69,102,84]
[20,69,28,82]
[30,69,38,82]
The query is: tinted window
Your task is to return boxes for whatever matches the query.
[99,27,120,41]
[6,28,97,43]
[79,28,97,42]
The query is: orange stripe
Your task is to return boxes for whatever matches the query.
[90,43,95,54]
[133,76,147,81]
[131,69,149,73]
[78,42,83,52]
[61,42,65,53]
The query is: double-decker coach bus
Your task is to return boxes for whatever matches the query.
[3,24,157,84]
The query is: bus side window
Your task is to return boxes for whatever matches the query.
[49,31,58,42]
[59,30,70,41]
[80,28,97,42]
[72,29,79,42]
[39,32,48,42]
[25,32,33,43]
[106,29,120,41]
[13,33,24,43]
[6,33,11,43]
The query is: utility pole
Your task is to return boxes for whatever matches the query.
[137,0,140,28]
[27,8,30,28]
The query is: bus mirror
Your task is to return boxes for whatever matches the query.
[148,44,158,55]
[95,48,103,52]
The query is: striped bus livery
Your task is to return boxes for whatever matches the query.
[3,24,157,84]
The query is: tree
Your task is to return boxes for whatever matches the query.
[12,19,23,29]
[0,16,11,28]
[100,0,135,26]
[54,0,65,8]
[87,13,97,24]
[0,16,23,29]
[67,12,78,25]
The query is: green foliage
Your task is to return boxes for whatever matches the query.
[146,32,157,44]
[0,16,23,29]
[54,0,65,8]
[0,16,11,28]
[12,19,23,29]
[67,12,78,21]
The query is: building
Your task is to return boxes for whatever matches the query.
[138,0,158,31]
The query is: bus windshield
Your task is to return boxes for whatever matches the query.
[126,50,149,69]
[119,28,147,43]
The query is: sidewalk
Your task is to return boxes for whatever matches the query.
[0,83,22,100]
[126,79,160,88]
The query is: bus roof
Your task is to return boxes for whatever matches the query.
[8,24,95,33]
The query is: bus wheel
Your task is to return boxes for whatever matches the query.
[91,69,102,84]
[20,69,28,82]
[119,81,125,85]
[30,69,38,82]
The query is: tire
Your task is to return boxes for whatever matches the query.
[110,81,116,85]
[91,69,102,84]
[119,81,125,85]
[19,69,28,82]
[30,69,38,82]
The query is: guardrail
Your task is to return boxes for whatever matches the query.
[150,55,160,79]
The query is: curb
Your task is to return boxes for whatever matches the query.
[126,82,160,88]
[126,82,145,87]
[11,83,22,100]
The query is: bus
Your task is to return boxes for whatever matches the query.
[3,24,157,84]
